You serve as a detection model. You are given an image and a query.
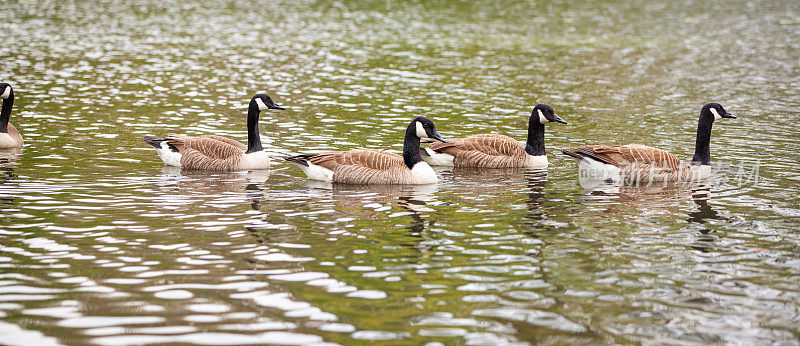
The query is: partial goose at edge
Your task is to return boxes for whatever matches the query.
[0,83,23,149]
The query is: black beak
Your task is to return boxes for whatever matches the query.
[269,104,285,110]
[721,113,736,119]
[552,114,568,124]
[431,130,446,143]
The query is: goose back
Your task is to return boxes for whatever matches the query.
[293,149,435,184]
[429,134,534,168]
[168,134,247,159]
[566,144,684,169]
[563,144,702,183]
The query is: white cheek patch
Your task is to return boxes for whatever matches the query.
[255,98,268,111]
[710,108,721,120]
[538,109,549,124]
[0,87,9,99]
[415,121,428,138]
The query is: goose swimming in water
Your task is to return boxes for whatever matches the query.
[0,83,23,148]
[421,104,566,168]
[285,116,446,184]
[562,103,736,185]
[143,93,284,170]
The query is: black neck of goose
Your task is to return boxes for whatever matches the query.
[403,122,423,170]
[691,115,713,165]
[0,90,13,134]
[246,101,263,154]
[525,117,546,156]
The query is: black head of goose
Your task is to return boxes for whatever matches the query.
[525,103,567,156]
[0,83,23,148]
[246,93,284,154]
[143,93,285,171]
[285,116,447,185]
[691,102,735,165]
[422,103,566,168]
[403,116,446,169]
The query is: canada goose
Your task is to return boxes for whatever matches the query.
[562,103,736,184]
[143,93,284,170]
[0,83,23,148]
[421,104,566,168]
[285,116,446,184]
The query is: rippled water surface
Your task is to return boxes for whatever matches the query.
[2,0,800,344]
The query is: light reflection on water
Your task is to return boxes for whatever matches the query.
[2,0,800,344]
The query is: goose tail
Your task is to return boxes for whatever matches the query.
[144,136,182,166]
[561,148,584,160]
[284,154,334,182]
[144,136,179,152]
[284,154,314,167]
[143,136,165,149]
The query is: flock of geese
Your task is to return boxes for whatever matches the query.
[0,83,736,186]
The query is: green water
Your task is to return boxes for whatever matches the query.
[1,0,799,344]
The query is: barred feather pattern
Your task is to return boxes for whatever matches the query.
[165,134,257,171]
[429,134,530,168]
[305,149,422,184]
[167,134,247,158]
[567,144,701,183]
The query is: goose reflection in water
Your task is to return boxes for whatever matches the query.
[299,180,440,217]
[518,169,551,260]
[157,166,270,191]
[279,181,441,255]
[154,166,270,210]
[576,178,730,251]
[0,148,23,208]
[687,185,727,224]
[0,146,22,162]
[576,177,722,212]
[686,185,731,253]
[523,169,549,222]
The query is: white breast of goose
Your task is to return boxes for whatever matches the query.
[523,155,548,168]
[409,161,438,184]
[686,164,712,181]
[239,150,270,170]
[421,148,455,166]
[0,133,17,148]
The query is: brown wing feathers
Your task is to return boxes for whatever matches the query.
[157,134,249,170]
[180,148,244,171]
[430,134,528,168]
[564,144,684,170]
[167,134,245,160]
[286,150,409,184]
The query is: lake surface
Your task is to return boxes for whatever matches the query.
[2,0,800,344]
